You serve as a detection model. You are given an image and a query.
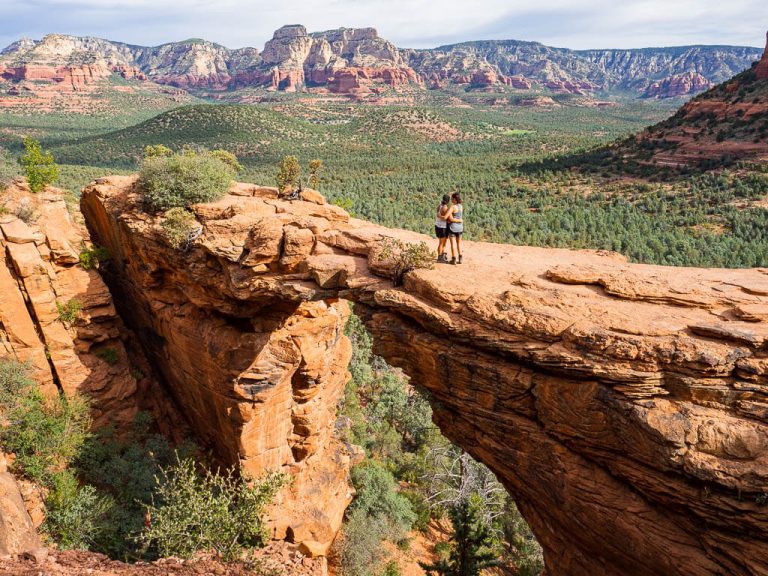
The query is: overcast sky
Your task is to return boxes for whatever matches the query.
[1,0,766,52]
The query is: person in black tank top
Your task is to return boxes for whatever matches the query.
[435,194,450,263]
[446,192,464,264]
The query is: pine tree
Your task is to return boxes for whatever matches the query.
[420,495,500,576]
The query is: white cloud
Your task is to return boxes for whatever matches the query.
[0,0,765,51]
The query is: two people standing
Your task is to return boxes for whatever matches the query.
[435,192,464,264]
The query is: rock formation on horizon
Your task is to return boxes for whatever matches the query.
[616,30,768,167]
[756,31,768,80]
[75,175,768,576]
[0,26,762,101]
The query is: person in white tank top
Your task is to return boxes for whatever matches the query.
[446,192,464,264]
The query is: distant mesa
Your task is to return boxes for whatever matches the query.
[0,25,764,104]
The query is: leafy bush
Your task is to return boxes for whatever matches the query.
[0,359,91,485]
[76,413,197,560]
[338,507,391,576]
[501,502,544,576]
[21,137,59,193]
[160,207,201,249]
[209,149,243,173]
[95,347,120,366]
[138,152,234,211]
[350,461,416,539]
[143,144,173,159]
[375,238,434,286]
[79,245,110,270]
[140,457,285,561]
[56,298,82,326]
[45,473,112,550]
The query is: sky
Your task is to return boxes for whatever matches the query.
[1,0,766,52]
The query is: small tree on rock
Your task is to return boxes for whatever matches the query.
[21,137,59,193]
[276,155,302,195]
[308,159,323,189]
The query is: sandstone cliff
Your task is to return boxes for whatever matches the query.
[0,29,762,99]
[82,176,768,576]
[756,32,768,80]
[0,181,144,428]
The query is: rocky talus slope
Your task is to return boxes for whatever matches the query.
[81,176,767,576]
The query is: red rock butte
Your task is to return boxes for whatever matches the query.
[756,31,768,80]
[69,176,767,575]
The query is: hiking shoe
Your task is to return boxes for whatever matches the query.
[450,257,456,265]
[457,255,463,264]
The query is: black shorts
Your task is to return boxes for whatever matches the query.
[447,229,463,237]
[435,226,448,239]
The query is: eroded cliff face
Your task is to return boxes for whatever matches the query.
[80,176,768,575]
[0,182,144,427]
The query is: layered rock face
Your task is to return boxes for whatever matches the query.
[0,182,142,428]
[83,176,767,575]
[81,179,355,554]
[756,32,768,80]
[642,71,712,98]
[1,28,761,99]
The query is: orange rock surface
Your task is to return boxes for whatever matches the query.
[0,182,141,428]
[82,176,768,575]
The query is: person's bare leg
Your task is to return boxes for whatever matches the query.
[456,236,462,263]
[437,237,447,259]
[448,236,456,262]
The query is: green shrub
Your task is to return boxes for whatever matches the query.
[21,137,59,193]
[501,502,544,576]
[350,460,416,539]
[375,238,434,286]
[138,152,234,211]
[208,149,243,173]
[44,471,112,550]
[140,457,286,561]
[276,155,301,193]
[76,413,197,560]
[0,359,91,485]
[143,144,173,159]
[56,298,82,326]
[338,507,390,576]
[95,347,120,366]
[160,207,201,249]
[79,245,110,270]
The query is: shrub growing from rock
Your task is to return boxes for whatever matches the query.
[140,457,285,561]
[160,207,201,249]
[21,137,59,193]
[138,151,235,211]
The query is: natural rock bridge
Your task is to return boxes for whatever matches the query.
[81,177,767,576]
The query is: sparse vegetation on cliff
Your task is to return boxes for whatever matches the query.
[21,136,59,193]
[160,207,201,249]
[139,457,286,561]
[138,148,236,211]
[338,314,543,576]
